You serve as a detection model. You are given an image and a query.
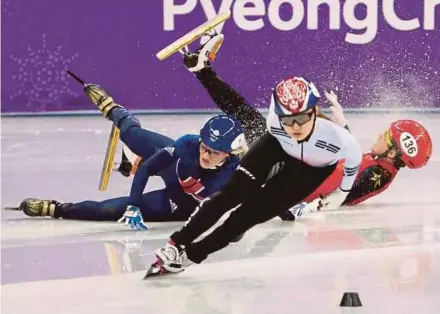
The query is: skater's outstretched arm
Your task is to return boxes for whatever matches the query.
[183,34,267,145]
[194,67,266,144]
[342,165,393,205]
[130,147,177,207]
[170,133,285,246]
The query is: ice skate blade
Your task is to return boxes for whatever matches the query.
[3,207,20,211]
[156,11,230,61]
[99,125,120,192]
[143,264,183,280]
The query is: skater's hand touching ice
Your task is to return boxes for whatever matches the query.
[279,198,322,221]
[118,206,149,230]
[318,188,348,211]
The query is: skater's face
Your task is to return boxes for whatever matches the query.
[371,129,397,158]
[280,109,315,141]
[199,142,229,169]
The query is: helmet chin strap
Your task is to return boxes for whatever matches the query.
[374,146,393,159]
[373,128,405,168]
[200,155,230,170]
[374,146,405,168]
[215,158,227,168]
[202,159,227,169]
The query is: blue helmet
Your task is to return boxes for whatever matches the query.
[272,76,321,116]
[200,115,246,154]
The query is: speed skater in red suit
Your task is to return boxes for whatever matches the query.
[280,93,433,221]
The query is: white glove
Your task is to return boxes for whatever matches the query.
[325,90,348,128]
[279,198,322,221]
[117,206,149,230]
[319,188,349,210]
[279,202,308,221]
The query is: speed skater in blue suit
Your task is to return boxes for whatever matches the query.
[11,34,263,227]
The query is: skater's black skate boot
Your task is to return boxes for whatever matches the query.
[143,241,192,279]
[113,145,144,177]
[182,32,224,73]
[18,198,63,218]
[115,149,133,177]
[143,257,172,279]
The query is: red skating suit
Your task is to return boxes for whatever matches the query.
[303,153,399,205]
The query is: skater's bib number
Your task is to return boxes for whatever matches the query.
[400,132,418,157]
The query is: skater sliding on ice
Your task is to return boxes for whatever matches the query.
[14,111,245,229]
[8,35,250,229]
[283,116,433,220]
[174,33,433,221]
[117,32,433,221]
[8,32,432,228]
[144,58,364,277]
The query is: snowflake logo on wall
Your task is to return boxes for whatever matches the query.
[9,33,80,109]
[2,0,12,16]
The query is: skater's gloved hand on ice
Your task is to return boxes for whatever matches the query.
[325,90,348,128]
[117,206,149,230]
[318,188,348,211]
[279,202,308,221]
[279,198,321,221]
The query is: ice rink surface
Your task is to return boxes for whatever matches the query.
[1,113,440,314]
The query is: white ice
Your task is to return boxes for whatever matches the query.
[1,114,440,314]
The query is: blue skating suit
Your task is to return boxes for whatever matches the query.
[59,135,240,222]
[129,134,240,217]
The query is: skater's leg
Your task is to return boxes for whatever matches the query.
[186,159,337,263]
[169,133,287,246]
[194,67,267,144]
[60,187,193,222]
[138,190,192,222]
[81,80,175,174]
[183,34,267,144]
[18,189,192,223]
[83,83,174,158]
[145,157,336,276]
[16,197,129,221]
[58,197,132,221]
[108,107,175,159]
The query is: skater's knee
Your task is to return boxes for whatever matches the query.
[221,211,254,238]
[231,232,245,242]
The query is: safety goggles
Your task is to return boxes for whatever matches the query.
[279,111,314,126]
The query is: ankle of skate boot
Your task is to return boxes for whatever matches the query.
[39,200,58,217]
[169,234,189,250]
[184,244,203,264]
[107,106,124,121]
[54,203,71,218]
[168,228,198,249]
[118,161,132,177]
[102,103,121,118]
